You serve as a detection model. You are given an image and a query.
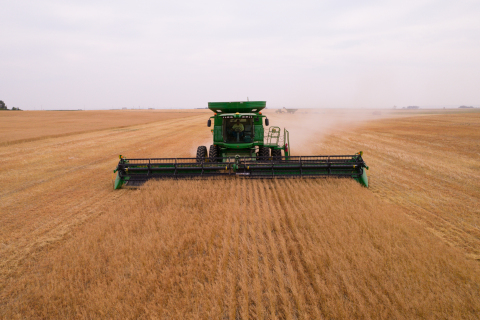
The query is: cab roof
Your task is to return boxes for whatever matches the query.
[220,113,257,118]
[208,101,266,114]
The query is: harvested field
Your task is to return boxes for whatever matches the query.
[1,109,479,318]
[317,111,480,259]
[0,109,206,146]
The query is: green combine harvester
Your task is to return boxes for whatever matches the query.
[113,101,369,189]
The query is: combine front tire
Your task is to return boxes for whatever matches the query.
[271,149,282,160]
[258,146,270,161]
[209,145,219,162]
[196,146,208,163]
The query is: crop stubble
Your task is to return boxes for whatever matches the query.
[0,109,479,319]
[315,111,480,259]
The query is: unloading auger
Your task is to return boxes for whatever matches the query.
[113,101,369,189]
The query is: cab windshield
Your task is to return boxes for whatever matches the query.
[224,118,253,143]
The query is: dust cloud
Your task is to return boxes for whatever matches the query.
[264,109,395,155]
[188,109,395,158]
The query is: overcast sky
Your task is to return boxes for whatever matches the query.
[1,0,479,110]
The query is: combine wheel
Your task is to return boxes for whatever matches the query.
[196,146,208,163]
[271,149,282,160]
[209,145,219,162]
[258,146,270,161]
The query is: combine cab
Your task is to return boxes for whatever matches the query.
[113,101,369,189]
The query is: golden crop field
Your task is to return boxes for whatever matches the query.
[1,109,479,319]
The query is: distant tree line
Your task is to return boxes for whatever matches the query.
[0,100,22,110]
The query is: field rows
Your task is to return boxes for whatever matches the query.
[0,110,205,146]
[0,113,208,282]
[1,110,479,318]
[314,112,480,258]
[3,178,479,318]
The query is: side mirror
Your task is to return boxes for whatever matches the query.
[207,119,211,127]
[265,118,269,126]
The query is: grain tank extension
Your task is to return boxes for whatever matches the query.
[113,101,369,189]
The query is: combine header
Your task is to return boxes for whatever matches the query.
[113,101,369,189]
